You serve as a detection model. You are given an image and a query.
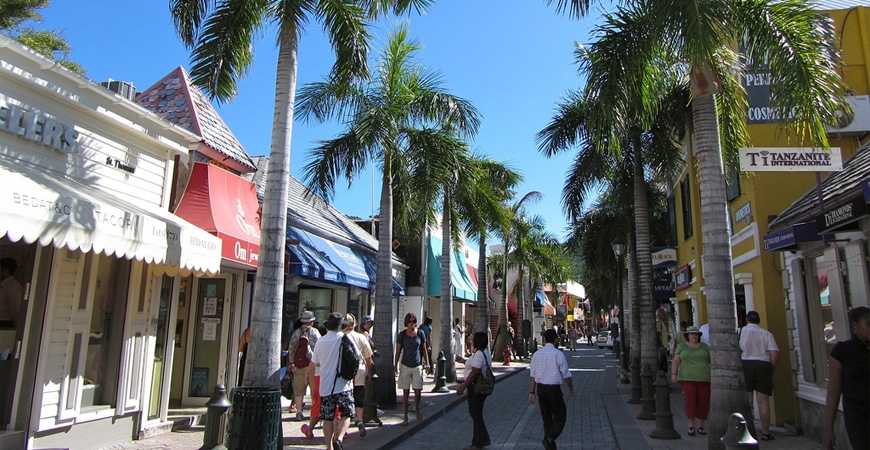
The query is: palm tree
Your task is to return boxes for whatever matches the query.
[546,0,848,445]
[429,149,519,381]
[170,0,430,389]
[538,26,690,375]
[294,23,480,405]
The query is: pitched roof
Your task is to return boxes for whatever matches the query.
[769,142,870,230]
[135,67,256,173]
[248,156,401,263]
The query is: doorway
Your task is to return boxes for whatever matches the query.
[181,275,234,404]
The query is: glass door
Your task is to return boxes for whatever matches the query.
[146,275,175,421]
[182,275,231,404]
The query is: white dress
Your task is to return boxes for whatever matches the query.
[453,324,464,358]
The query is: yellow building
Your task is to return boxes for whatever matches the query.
[670,3,869,436]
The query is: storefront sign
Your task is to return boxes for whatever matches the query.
[735,202,752,223]
[739,147,842,172]
[815,196,868,233]
[651,247,677,267]
[674,265,692,291]
[0,99,80,154]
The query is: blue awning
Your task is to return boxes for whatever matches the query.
[286,227,405,296]
[763,222,820,251]
[426,235,478,302]
[535,289,548,307]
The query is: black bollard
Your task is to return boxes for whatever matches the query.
[203,385,231,450]
[637,363,656,420]
[432,351,449,393]
[721,413,759,449]
[363,371,382,426]
[628,356,642,404]
[650,371,680,439]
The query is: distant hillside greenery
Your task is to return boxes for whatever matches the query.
[0,0,85,74]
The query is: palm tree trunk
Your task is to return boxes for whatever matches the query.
[692,92,750,448]
[492,242,509,362]
[245,25,297,389]
[627,236,640,366]
[632,131,657,372]
[373,152,397,407]
[476,237,490,339]
[440,200,457,382]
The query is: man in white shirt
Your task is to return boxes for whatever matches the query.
[529,329,574,450]
[698,323,710,346]
[312,312,358,450]
[739,311,780,441]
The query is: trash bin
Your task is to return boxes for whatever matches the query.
[227,387,282,450]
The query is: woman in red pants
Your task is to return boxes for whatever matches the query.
[670,326,711,437]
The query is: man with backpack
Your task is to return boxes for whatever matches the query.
[312,312,359,450]
[286,311,320,420]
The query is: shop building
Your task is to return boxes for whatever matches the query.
[131,67,262,421]
[668,2,869,441]
[248,156,407,336]
[0,38,223,450]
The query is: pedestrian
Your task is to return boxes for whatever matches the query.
[670,326,711,436]
[656,308,671,372]
[529,329,574,450]
[739,310,779,441]
[311,312,357,450]
[567,327,578,352]
[824,306,869,450]
[454,318,465,361]
[299,362,321,440]
[237,327,251,385]
[671,320,688,355]
[698,323,710,346]
[465,320,475,357]
[286,310,320,420]
[456,331,493,450]
[507,321,517,360]
[419,316,435,373]
[0,257,24,329]
[586,326,593,346]
[343,314,373,438]
[394,312,431,426]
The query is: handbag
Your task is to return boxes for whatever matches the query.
[280,367,294,399]
[472,351,495,396]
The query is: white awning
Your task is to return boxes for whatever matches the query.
[0,158,221,275]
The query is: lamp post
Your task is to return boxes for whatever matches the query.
[611,236,629,383]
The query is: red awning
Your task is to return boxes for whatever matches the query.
[175,162,261,268]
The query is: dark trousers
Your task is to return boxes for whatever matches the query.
[537,384,566,441]
[467,384,490,447]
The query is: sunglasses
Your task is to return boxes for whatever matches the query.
[409,320,417,324]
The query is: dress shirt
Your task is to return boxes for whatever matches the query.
[529,343,570,385]
[739,323,779,361]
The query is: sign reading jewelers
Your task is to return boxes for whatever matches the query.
[739,147,843,172]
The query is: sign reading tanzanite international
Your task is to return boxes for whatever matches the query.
[815,196,868,233]
[674,265,691,291]
[763,222,819,251]
[739,148,843,172]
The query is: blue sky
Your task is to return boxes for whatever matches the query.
[37,1,605,240]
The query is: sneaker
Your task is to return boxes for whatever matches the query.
[333,439,343,450]
[295,411,304,421]
[356,421,367,438]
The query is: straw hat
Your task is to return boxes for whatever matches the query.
[684,326,702,338]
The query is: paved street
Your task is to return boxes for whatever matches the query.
[97,343,826,450]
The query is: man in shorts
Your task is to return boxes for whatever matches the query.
[739,311,780,441]
[312,312,358,450]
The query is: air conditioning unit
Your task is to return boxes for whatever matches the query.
[826,95,870,135]
[100,79,137,101]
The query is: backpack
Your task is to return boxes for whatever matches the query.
[472,351,495,396]
[294,335,311,368]
[337,334,361,381]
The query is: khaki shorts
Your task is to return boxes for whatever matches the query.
[397,364,424,390]
[292,363,314,396]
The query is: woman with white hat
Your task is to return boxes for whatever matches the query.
[670,326,711,437]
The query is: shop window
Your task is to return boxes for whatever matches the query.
[82,255,130,409]
[681,176,693,240]
[299,287,334,327]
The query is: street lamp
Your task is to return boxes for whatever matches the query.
[611,236,629,383]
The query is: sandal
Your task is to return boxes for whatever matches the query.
[416,410,423,422]
[687,427,695,436]
[300,423,313,439]
[760,432,774,441]
[697,427,706,435]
